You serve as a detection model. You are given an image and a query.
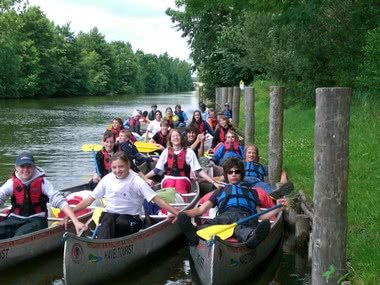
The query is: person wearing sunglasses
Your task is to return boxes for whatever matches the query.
[211,130,244,166]
[177,157,287,248]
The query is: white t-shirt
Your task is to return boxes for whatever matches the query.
[155,147,202,173]
[146,120,161,135]
[91,171,156,215]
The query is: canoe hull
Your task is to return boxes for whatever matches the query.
[0,183,92,271]
[63,181,200,285]
[189,212,284,285]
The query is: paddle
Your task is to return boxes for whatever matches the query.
[78,207,103,238]
[81,144,102,152]
[196,204,283,241]
[134,141,160,153]
[81,144,102,176]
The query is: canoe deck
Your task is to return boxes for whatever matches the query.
[189,212,284,285]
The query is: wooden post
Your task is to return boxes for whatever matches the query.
[295,214,310,249]
[227,87,233,107]
[199,84,204,104]
[221,87,228,107]
[268,86,284,187]
[215,87,222,112]
[244,87,255,144]
[232,86,240,127]
[312,87,351,285]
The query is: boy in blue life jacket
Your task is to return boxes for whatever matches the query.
[177,157,288,248]
[211,130,244,166]
[222,103,232,119]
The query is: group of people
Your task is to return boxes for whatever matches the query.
[0,101,293,251]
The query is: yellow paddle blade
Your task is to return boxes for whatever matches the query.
[196,222,237,241]
[81,144,102,152]
[134,141,160,153]
[92,207,104,225]
[101,197,107,207]
[51,207,61,218]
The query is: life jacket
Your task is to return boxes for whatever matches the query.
[10,176,48,216]
[218,127,227,142]
[148,111,155,121]
[111,127,120,137]
[176,111,185,123]
[222,141,241,155]
[166,148,190,178]
[244,162,266,181]
[128,117,139,127]
[217,184,257,214]
[208,117,217,130]
[156,132,168,147]
[223,110,232,118]
[128,118,140,133]
[192,120,205,134]
[102,149,112,173]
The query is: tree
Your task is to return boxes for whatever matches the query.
[109,41,143,94]
[76,28,113,95]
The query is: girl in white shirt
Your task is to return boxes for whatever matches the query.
[145,129,220,195]
[72,152,179,239]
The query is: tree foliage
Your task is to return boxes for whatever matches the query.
[168,0,379,105]
[0,1,193,98]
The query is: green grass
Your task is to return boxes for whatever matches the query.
[239,81,380,285]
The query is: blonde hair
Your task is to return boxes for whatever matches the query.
[244,144,260,163]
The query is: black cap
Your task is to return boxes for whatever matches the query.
[16,151,35,166]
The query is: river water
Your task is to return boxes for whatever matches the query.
[0,91,309,284]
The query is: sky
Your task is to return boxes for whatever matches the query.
[28,0,191,61]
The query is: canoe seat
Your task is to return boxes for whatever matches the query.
[53,195,91,218]
[225,237,239,243]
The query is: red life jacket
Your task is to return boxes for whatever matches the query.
[166,148,190,178]
[10,175,48,216]
[208,117,217,130]
[218,127,227,142]
[223,141,241,155]
[128,117,139,127]
[111,127,120,137]
[102,149,112,172]
[193,120,205,134]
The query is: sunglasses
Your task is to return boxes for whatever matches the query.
[227,169,241,175]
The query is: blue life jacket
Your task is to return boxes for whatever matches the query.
[244,161,266,181]
[217,184,257,214]
[176,111,185,123]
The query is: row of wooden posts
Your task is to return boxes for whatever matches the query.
[204,85,351,285]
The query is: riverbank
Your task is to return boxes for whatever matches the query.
[239,80,379,285]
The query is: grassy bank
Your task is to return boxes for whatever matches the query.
[238,80,379,284]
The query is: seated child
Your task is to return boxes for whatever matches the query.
[177,157,288,248]
[244,144,291,197]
